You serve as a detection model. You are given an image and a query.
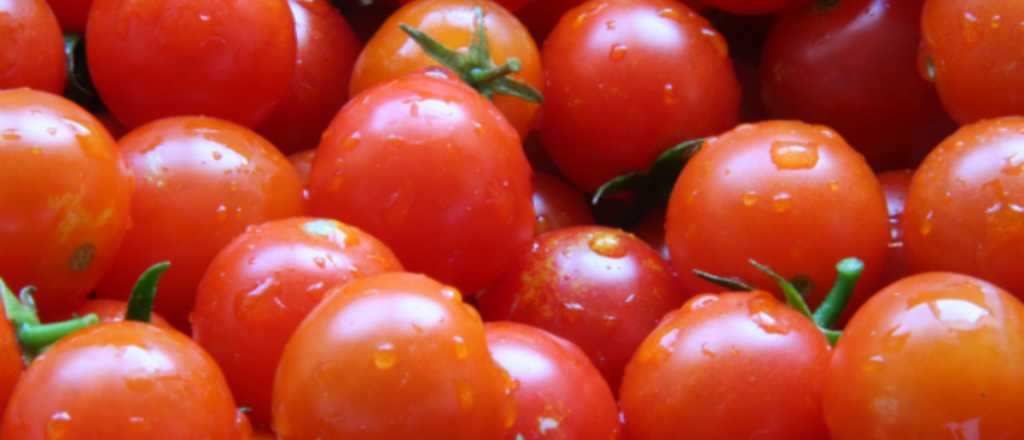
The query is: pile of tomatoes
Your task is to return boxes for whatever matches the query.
[2,0,1024,438]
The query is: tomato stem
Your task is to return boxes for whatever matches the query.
[811,258,863,330]
[692,269,755,292]
[124,262,171,324]
[749,259,813,318]
[1,279,99,363]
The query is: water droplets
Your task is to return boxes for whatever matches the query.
[588,232,627,258]
[1002,152,1024,175]
[770,140,819,170]
[741,191,759,207]
[662,83,676,105]
[609,43,628,61]
[771,193,793,213]
[962,11,980,44]
[373,342,397,370]
[341,132,361,152]
[46,411,72,439]
[657,7,681,21]
[920,211,935,236]
[658,328,680,352]
[1,128,20,141]
[452,335,468,360]
[700,27,728,58]
[748,294,789,335]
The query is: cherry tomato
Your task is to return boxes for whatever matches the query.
[0,322,248,439]
[96,116,304,330]
[621,292,831,439]
[701,0,809,15]
[903,117,1024,298]
[921,0,1024,124]
[71,299,172,329]
[516,0,703,43]
[192,217,403,428]
[485,322,621,440]
[272,272,515,439]
[0,299,20,417]
[666,121,889,312]
[0,0,65,93]
[532,172,593,235]
[45,0,90,32]
[0,89,131,316]
[86,0,297,128]
[541,0,740,192]
[398,0,533,9]
[309,69,533,294]
[879,169,913,285]
[824,272,1024,438]
[478,226,683,391]
[258,0,360,154]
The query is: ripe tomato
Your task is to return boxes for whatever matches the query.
[309,69,533,294]
[879,169,913,285]
[398,0,533,9]
[485,322,621,440]
[0,89,131,316]
[71,299,172,328]
[621,292,831,439]
[532,172,594,235]
[45,0,90,32]
[824,272,1024,438]
[192,217,403,428]
[96,116,304,330]
[258,0,360,154]
[0,0,65,93]
[632,207,669,261]
[87,0,297,128]
[272,272,515,439]
[701,0,809,14]
[903,117,1024,298]
[666,121,889,312]
[0,297,20,417]
[478,226,683,391]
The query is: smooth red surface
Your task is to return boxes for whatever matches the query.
[879,169,913,285]
[46,0,91,31]
[399,0,533,10]
[0,0,65,93]
[0,314,21,418]
[72,299,172,328]
[531,172,593,235]
[702,0,809,14]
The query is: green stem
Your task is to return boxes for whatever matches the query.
[17,315,98,355]
[823,328,842,345]
[692,269,754,292]
[811,258,864,330]
[125,262,171,324]
[468,59,521,84]
[749,259,813,318]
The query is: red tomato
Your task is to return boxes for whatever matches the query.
[485,322,621,440]
[45,0,90,32]
[86,0,297,128]
[398,0,532,9]
[309,69,533,294]
[621,292,831,439]
[532,172,594,235]
[0,322,248,439]
[258,0,360,154]
[516,0,704,42]
[541,0,740,192]
[192,217,403,428]
[96,116,304,330]
[632,207,669,261]
[272,272,515,439]
[824,272,1024,438]
[478,226,684,391]
[701,0,809,14]
[666,121,889,312]
[0,300,20,417]
[288,149,315,207]
[0,89,132,316]
[0,0,65,93]
[72,299,172,329]
[879,169,913,285]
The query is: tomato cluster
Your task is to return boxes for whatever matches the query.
[1,0,1024,438]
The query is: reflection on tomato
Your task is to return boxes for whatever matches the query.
[879,169,913,285]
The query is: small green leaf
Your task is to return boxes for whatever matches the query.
[749,259,813,319]
[591,172,645,206]
[125,262,171,324]
[692,269,754,292]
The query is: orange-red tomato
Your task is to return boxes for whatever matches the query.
[0,0,65,93]
[71,299,172,329]
[532,172,593,235]
[0,305,21,417]
[45,0,92,32]
[879,169,913,285]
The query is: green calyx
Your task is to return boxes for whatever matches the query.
[400,7,543,103]
[592,138,706,207]
[124,262,171,324]
[1,281,98,364]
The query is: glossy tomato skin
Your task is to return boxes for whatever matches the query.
[309,70,533,294]
[398,0,533,10]
[903,117,1024,299]
[666,121,889,311]
[0,89,132,316]
[532,172,594,235]
[0,0,65,93]
[192,217,403,428]
[72,299,172,328]
[0,322,248,439]
[478,226,683,391]
[258,0,360,154]
[621,292,831,439]
[87,0,296,128]
[96,116,304,330]
[486,322,621,440]
[702,0,809,15]
[921,0,1024,124]
[288,149,315,207]
[45,0,91,32]
[541,0,740,192]
[763,0,954,169]
[824,272,1024,438]
[272,272,515,439]
[0,313,21,417]
[879,169,913,285]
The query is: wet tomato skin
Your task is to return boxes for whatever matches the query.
[71,299,172,329]
[701,0,809,15]
[0,0,65,93]
[531,172,594,235]
[0,309,21,417]
[879,169,913,285]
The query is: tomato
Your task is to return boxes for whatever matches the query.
[879,169,913,285]
[632,207,669,261]
[621,292,830,439]
[478,226,683,391]
[45,0,90,32]
[288,149,315,206]
[71,299,172,329]
[1,322,248,439]
[398,0,533,9]
[96,116,304,330]
[0,0,65,93]
[532,172,593,235]
[516,0,704,43]
[0,298,20,417]
[0,89,131,316]
[349,0,543,137]
[86,0,296,128]
[272,272,515,439]
[309,69,533,294]
[666,121,889,312]
[258,0,360,154]
[824,272,1024,438]
[541,0,740,193]
[701,0,809,14]
[485,322,621,440]
[903,117,1024,299]
[192,217,403,428]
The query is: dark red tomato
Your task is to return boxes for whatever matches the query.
[666,121,889,312]
[478,226,683,391]
[0,0,65,93]
[701,0,808,14]
[272,272,515,439]
[1,322,248,439]
[0,89,132,316]
[762,0,953,169]
[258,0,360,154]
[485,322,621,440]
[541,0,740,193]
[0,294,20,417]
[516,0,704,43]
[921,0,1024,124]
[96,116,304,330]
[532,172,593,235]
[621,292,831,439]
[87,0,296,128]
[903,117,1024,299]
[398,0,533,10]
[632,207,669,261]
[824,272,1024,438]
[193,217,403,428]
[879,169,913,285]
[46,0,90,32]
[309,69,533,294]
[72,299,172,329]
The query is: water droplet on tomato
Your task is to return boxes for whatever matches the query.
[657,7,681,20]
[588,232,627,258]
[770,140,819,170]
[962,11,980,44]
[741,191,759,207]
[373,342,397,370]
[920,211,935,236]
[771,193,793,213]
[700,27,728,58]
[608,44,628,61]
[46,412,72,439]
[662,83,675,105]
[452,335,468,360]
